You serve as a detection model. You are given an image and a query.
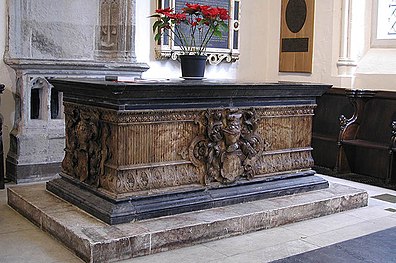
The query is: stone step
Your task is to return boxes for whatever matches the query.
[7,181,367,263]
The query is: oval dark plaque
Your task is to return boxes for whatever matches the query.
[286,0,307,33]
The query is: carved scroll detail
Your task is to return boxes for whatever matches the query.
[336,90,376,173]
[160,52,237,65]
[100,164,201,193]
[189,108,264,184]
[62,105,111,187]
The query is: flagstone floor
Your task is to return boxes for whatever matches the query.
[1,174,395,263]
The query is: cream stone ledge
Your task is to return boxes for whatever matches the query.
[4,58,149,74]
[337,58,358,76]
[352,48,396,91]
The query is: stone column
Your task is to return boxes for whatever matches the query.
[337,0,357,79]
[5,0,149,183]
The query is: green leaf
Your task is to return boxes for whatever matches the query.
[154,33,162,42]
[149,14,161,18]
[152,20,162,32]
[213,30,222,38]
[219,22,228,31]
[158,23,168,30]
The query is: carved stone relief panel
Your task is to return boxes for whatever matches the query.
[102,115,200,167]
[99,0,121,52]
[189,108,264,184]
[96,0,135,61]
[61,104,315,195]
[100,163,202,194]
[62,104,111,187]
[256,150,314,175]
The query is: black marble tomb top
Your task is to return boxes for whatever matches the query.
[49,78,332,110]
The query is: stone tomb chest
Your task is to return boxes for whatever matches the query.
[47,79,331,224]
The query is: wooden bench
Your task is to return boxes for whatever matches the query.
[337,90,396,183]
[312,88,353,169]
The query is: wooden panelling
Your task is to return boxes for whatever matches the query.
[312,88,353,169]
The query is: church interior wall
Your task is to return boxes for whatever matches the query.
[0,0,16,166]
[0,0,395,177]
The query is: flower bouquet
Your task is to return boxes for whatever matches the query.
[151,3,230,78]
[151,3,230,55]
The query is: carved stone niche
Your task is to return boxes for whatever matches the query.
[5,0,148,183]
[46,79,331,224]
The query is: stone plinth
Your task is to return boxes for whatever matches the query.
[46,79,331,224]
[8,182,368,263]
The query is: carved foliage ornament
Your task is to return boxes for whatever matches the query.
[189,108,264,184]
[62,106,111,187]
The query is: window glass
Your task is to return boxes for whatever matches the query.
[377,0,396,39]
[372,0,396,47]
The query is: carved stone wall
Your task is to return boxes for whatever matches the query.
[5,0,148,183]
[8,0,97,60]
[61,102,315,196]
[96,0,136,61]
[7,0,137,62]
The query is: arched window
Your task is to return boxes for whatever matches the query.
[30,77,63,121]
[30,79,43,120]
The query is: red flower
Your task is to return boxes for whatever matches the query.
[177,13,187,20]
[200,5,211,13]
[218,8,230,20]
[202,7,220,19]
[155,7,173,15]
[185,3,201,11]
[168,12,187,22]
[151,3,230,56]
[183,3,202,14]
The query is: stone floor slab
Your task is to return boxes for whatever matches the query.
[7,182,368,263]
[273,226,396,263]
